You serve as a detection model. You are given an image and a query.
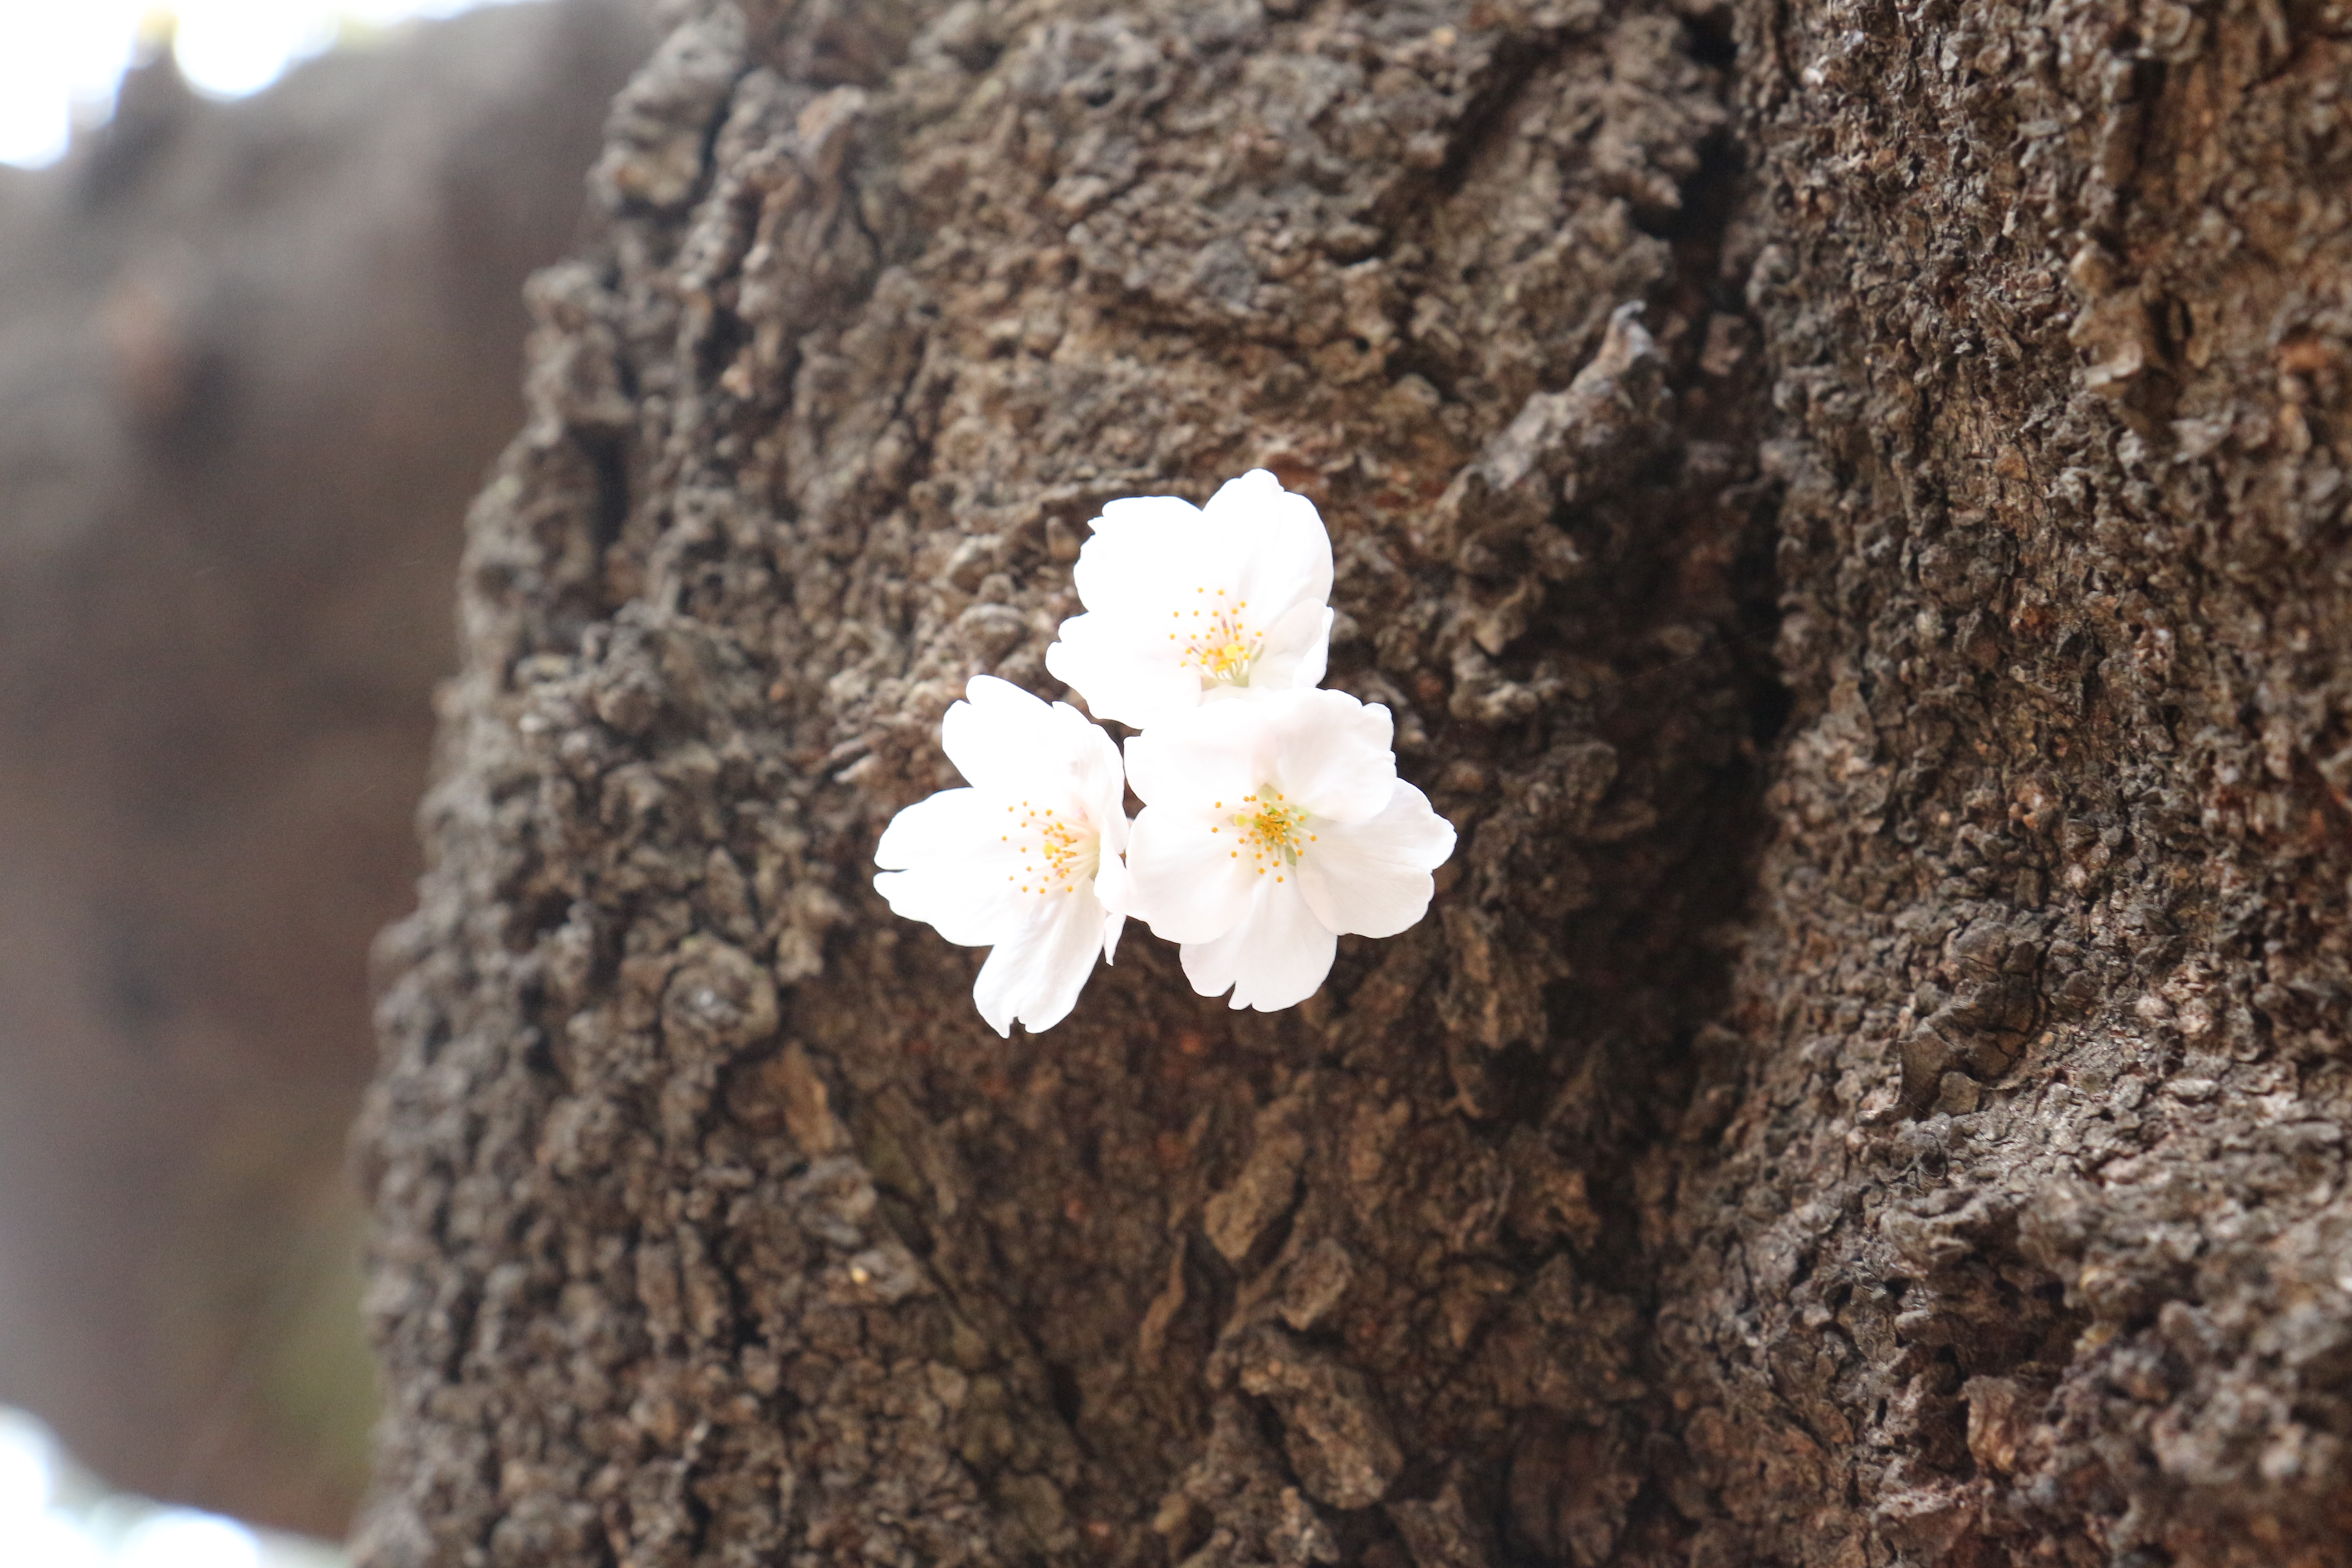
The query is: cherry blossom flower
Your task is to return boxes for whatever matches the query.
[873,676,1130,1036]
[1044,469,1335,729]
[1122,689,1455,1012]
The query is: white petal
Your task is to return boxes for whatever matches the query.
[1060,697,1133,856]
[1041,691,1129,837]
[942,676,1063,797]
[1245,601,1333,693]
[1125,804,1257,942]
[936,680,1018,793]
[1089,491,1203,536]
[971,886,1108,1036]
[1092,853,1132,920]
[1199,469,1288,518]
[1266,689,1396,822]
[1294,609,1332,690]
[875,761,1106,948]
[1093,853,1134,959]
[1073,499,1218,616]
[874,786,988,871]
[1047,613,1203,728]
[1122,705,1267,814]
[1204,471,1333,617]
[874,789,1034,941]
[874,856,1027,950]
[1294,780,1456,939]
[1179,878,1338,1012]
[940,677,1127,844]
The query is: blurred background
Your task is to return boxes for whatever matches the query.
[0,0,650,1556]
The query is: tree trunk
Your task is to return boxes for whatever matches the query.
[356,0,2352,1564]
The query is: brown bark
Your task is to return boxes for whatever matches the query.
[1668,0,2352,1562]
[0,0,648,1533]
[358,0,2352,1564]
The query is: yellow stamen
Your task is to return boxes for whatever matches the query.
[1004,798,1094,897]
[1171,588,1266,684]
[1231,787,1310,870]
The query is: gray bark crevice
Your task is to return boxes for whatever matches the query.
[359,0,2352,1565]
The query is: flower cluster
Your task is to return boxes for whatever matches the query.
[874,470,1455,1034]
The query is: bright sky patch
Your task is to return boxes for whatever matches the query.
[0,0,523,169]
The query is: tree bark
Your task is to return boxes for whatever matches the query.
[358,0,2352,1565]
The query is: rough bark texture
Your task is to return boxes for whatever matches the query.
[0,0,647,1533]
[1671,1,2352,1563]
[358,0,2352,1565]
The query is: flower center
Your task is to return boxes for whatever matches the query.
[1170,587,1264,686]
[1232,787,1312,874]
[1004,800,1098,897]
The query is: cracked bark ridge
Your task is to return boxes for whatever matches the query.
[1661,0,2352,1563]
[358,0,1771,1563]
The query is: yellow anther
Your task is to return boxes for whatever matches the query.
[1230,787,1309,870]
[1173,592,1263,683]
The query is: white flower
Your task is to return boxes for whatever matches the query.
[873,676,1130,1036]
[1123,689,1456,1012]
[1044,469,1336,729]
